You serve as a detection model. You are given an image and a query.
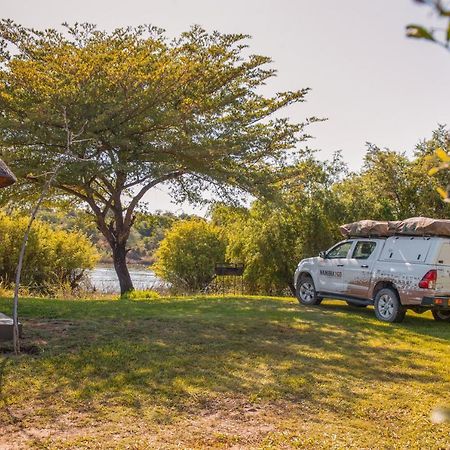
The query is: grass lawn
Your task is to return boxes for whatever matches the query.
[0,295,449,449]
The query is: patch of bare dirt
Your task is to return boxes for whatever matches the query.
[0,319,76,355]
[0,397,312,449]
[0,344,41,355]
[25,319,75,334]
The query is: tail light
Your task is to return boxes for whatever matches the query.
[419,270,437,289]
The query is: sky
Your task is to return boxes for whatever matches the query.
[2,0,450,214]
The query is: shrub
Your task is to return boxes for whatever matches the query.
[120,290,160,300]
[153,219,226,293]
[0,212,99,292]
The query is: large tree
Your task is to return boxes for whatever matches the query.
[0,21,315,293]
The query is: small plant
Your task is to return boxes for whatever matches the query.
[120,290,160,301]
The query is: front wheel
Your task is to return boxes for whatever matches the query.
[296,275,322,306]
[432,309,450,322]
[374,288,406,323]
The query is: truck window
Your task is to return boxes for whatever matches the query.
[352,241,376,260]
[436,241,450,265]
[327,242,353,259]
[380,237,431,263]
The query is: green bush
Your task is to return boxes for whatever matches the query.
[0,212,99,292]
[120,290,160,300]
[153,219,226,293]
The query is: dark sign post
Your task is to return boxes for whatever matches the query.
[214,263,244,295]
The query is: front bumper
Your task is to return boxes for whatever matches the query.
[421,297,450,309]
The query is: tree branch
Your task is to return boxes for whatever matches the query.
[123,170,185,229]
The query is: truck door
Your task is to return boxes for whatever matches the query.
[342,240,378,299]
[317,241,354,294]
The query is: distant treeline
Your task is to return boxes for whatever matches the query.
[37,208,198,264]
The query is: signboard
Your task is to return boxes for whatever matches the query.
[215,263,244,276]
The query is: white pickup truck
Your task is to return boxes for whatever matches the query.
[294,234,450,323]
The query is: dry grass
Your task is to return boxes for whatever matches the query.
[0,295,449,449]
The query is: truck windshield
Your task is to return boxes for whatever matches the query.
[327,242,353,259]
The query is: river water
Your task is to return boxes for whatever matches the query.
[87,265,164,293]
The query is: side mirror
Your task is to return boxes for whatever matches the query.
[319,251,327,259]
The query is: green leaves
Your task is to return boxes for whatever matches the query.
[153,219,226,292]
[0,212,98,291]
[428,147,450,202]
[211,156,342,295]
[0,20,311,203]
[406,24,435,41]
[406,1,450,50]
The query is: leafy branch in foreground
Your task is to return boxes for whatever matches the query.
[407,0,450,50]
[428,147,450,200]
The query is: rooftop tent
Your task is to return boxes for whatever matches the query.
[390,217,450,237]
[340,217,450,238]
[0,159,16,188]
[340,220,394,238]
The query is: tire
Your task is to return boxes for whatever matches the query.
[296,275,322,306]
[346,301,367,308]
[432,309,450,322]
[374,288,406,323]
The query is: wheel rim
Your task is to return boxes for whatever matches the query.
[300,282,315,303]
[378,294,395,319]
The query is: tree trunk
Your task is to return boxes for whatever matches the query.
[112,242,134,295]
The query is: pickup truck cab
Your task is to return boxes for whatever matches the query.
[294,236,450,323]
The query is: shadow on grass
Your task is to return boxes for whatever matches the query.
[0,295,447,423]
[317,299,450,340]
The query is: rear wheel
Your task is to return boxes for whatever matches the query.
[374,288,406,323]
[432,309,450,322]
[296,275,322,306]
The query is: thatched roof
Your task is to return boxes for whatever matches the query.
[0,159,16,188]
